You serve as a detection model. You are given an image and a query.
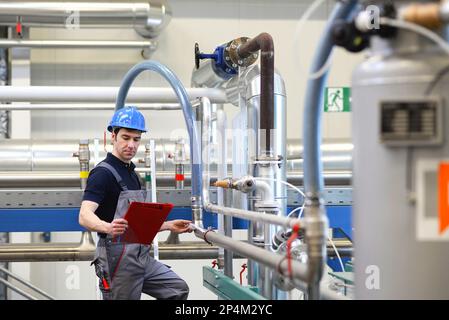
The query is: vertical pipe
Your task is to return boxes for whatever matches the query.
[216,105,227,270]
[149,140,159,260]
[302,0,358,300]
[0,26,8,300]
[237,33,275,154]
[174,139,186,189]
[223,188,234,278]
[144,143,151,193]
[77,139,90,190]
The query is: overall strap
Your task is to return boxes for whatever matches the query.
[96,162,129,191]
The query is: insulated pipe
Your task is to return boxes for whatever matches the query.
[237,32,274,154]
[0,171,352,188]
[302,0,358,300]
[0,86,227,103]
[193,225,309,283]
[0,1,171,38]
[0,40,157,49]
[200,99,301,231]
[0,103,182,111]
[114,61,203,227]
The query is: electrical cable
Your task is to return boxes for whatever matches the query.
[293,0,333,80]
[380,17,449,56]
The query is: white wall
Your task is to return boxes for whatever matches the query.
[15,0,365,300]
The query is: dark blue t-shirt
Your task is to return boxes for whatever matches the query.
[82,152,142,237]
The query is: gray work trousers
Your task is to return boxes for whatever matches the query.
[93,238,189,300]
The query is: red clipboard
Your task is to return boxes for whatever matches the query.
[122,202,174,245]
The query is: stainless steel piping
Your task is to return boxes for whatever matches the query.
[0,277,37,300]
[0,171,352,188]
[0,139,352,173]
[193,225,309,283]
[0,231,95,262]
[0,266,55,300]
[0,86,227,103]
[0,1,172,38]
[0,103,182,111]
[0,40,157,49]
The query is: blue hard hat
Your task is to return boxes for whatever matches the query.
[107,106,147,133]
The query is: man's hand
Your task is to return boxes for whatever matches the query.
[162,220,192,234]
[107,218,128,236]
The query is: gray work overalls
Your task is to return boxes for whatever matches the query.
[90,162,189,300]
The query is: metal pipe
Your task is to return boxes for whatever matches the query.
[237,32,275,153]
[0,266,55,300]
[302,0,358,300]
[114,61,203,227]
[0,39,157,49]
[173,139,186,189]
[0,1,172,38]
[0,139,352,172]
[0,103,182,111]
[223,188,234,278]
[0,86,227,103]
[73,139,90,190]
[205,203,301,232]
[0,231,95,262]
[216,106,227,270]
[0,171,352,188]
[0,277,37,300]
[194,225,309,283]
[0,238,351,261]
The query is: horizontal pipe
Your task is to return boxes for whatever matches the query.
[0,103,181,111]
[0,232,95,262]
[0,239,352,262]
[0,266,55,300]
[0,2,172,38]
[0,40,156,49]
[0,277,37,300]
[206,203,302,229]
[0,86,227,103]
[0,171,352,188]
[194,226,309,283]
[0,139,352,172]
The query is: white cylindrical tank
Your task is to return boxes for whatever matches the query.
[352,24,449,298]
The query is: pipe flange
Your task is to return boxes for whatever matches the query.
[226,37,258,68]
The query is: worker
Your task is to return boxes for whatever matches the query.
[79,106,191,300]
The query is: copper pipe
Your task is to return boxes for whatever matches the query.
[237,32,275,154]
[401,3,442,30]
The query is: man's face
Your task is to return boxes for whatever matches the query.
[112,128,142,162]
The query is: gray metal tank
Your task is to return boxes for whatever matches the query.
[352,24,449,298]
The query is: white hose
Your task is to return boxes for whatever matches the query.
[328,235,345,272]
[380,17,449,56]
[287,204,306,219]
[253,177,305,197]
[293,0,333,80]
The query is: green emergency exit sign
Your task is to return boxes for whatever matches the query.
[324,87,351,112]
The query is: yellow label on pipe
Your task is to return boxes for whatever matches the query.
[80,171,89,179]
